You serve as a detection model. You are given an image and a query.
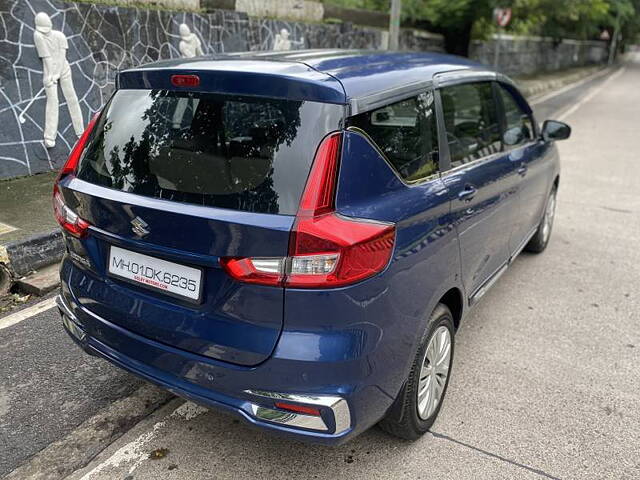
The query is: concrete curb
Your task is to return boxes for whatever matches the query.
[515,66,607,100]
[1,230,64,278]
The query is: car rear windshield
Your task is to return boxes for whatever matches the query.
[77,89,344,215]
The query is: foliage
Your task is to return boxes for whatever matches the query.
[324,0,640,52]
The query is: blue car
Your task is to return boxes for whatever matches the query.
[54,50,571,444]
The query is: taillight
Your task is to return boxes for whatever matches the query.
[287,213,395,288]
[219,257,285,286]
[220,132,396,288]
[53,184,90,238]
[53,111,99,237]
[57,111,100,179]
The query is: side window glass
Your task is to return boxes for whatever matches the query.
[348,91,439,182]
[440,82,502,168]
[498,85,534,148]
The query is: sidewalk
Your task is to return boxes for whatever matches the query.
[0,172,62,293]
[0,62,614,295]
[515,64,605,98]
[0,172,58,245]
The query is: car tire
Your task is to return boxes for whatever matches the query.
[378,304,455,440]
[525,186,557,254]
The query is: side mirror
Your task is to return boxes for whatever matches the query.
[541,120,571,142]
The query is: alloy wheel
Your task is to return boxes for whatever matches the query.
[541,190,557,244]
[417,326,452,420]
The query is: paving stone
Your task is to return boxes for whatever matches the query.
[15,263,60,296]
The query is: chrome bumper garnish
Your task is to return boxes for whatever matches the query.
[245,390,351,434]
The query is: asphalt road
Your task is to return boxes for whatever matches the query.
[2,60,639,480]
[0,296,145,477]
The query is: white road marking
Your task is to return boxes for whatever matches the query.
[557,67,627,121]
[79,401,208,479]
[0,222,18,236]
[0,296,57,330]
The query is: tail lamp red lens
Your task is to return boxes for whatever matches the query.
[220,132,396,288]
[171,74,200,87]
[53,111,99,237]
[58,111,100,179]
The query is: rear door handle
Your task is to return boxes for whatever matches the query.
[517,164,528,177]
[458,185,477,202]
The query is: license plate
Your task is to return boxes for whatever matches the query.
[108,246,202,301]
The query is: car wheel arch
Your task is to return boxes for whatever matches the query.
[439,287,464,331]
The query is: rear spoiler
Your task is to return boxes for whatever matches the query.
[116,63,347,105]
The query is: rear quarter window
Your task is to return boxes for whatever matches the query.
[347,91,439,182]
[77,90,344,215]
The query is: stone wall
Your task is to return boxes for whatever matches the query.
[236,0,324,23]
[470,35,608,76]
[115,0,200,10]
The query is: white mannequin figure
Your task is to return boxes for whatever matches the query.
[33,12,83,148]
[178,24,203,58]
[273,29,305,51]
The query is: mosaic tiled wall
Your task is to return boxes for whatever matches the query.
[0,0,408,179]
[0,0,607,180]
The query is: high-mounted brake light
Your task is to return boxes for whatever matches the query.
[53,111,99,237]
[220,132,396,288]
[171,74,200,87]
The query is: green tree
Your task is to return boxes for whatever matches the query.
[323,0,640,55]
[404,0,493,55]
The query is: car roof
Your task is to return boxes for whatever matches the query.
[120,49,493,107]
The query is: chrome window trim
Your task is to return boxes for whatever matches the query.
[349,79,434,116]
[345,127,441,187]
[440,151,503,178]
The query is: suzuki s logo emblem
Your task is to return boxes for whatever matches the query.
[130,216,150,237]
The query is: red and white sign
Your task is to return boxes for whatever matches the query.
[494,8,512,28]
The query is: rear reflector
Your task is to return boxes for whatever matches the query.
[171,74,200,87]
[220,132,396,288]
[274,402,322,416]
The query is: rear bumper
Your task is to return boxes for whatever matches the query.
[56,291,390,445]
